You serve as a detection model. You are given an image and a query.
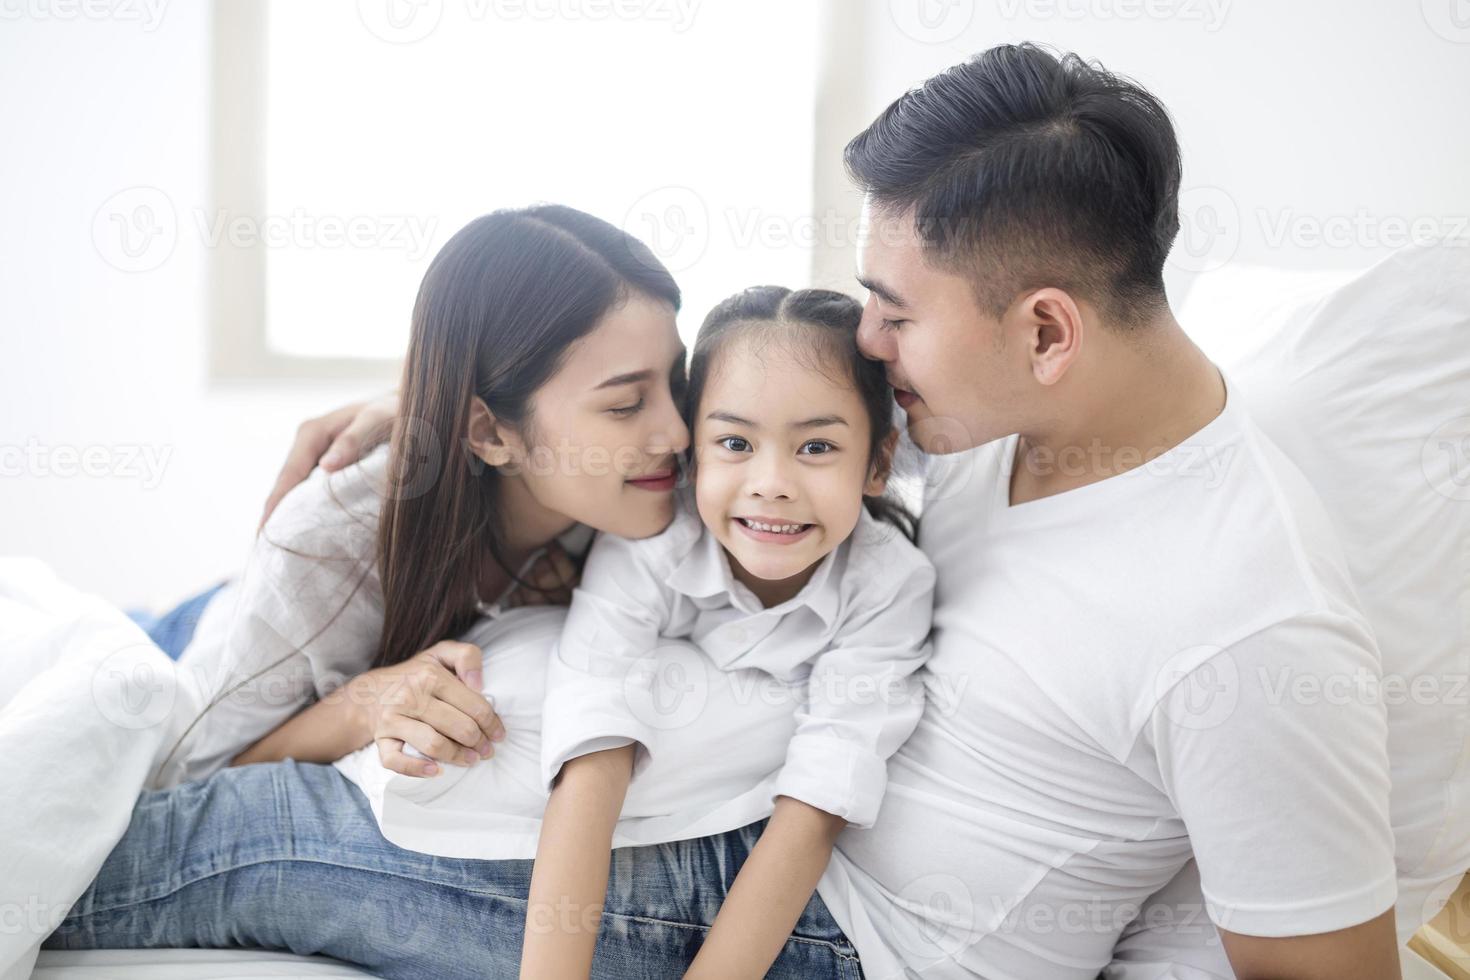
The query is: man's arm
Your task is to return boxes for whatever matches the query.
[1145,611,1400,980]
[1218,908,1400,980]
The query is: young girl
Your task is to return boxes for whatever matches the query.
[523,286,937,978]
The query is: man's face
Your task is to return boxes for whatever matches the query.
[854,204,1032,455]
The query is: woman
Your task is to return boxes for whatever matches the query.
[41,205,864,979]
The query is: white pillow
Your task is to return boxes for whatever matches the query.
[1182,240,1470,940]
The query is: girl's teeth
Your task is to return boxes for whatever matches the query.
[741,518,806,534]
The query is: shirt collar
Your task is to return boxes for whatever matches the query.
[664,516,844,629]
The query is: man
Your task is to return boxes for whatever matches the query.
[49,45,1400,979]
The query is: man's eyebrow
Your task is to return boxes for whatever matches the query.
[706,411,849,429]
[856,275,908,310]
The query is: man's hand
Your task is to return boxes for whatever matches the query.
[259,392,401,529]
[1218,906,1401,980]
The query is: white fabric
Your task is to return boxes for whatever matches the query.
[540,492,936,827]
[814,374,1399,980]
[1118,237,1470,964]
[349,490,937,858]
[29,948,373,978]
[0,559,206,980]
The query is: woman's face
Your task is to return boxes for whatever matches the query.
[508,290,690,540]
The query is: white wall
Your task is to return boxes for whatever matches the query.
[4,0,1467,608]
[0,4,374,608]
[813,0,1470,300]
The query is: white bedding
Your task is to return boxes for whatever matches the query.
[29,949,375,978]
[0,559,375,980]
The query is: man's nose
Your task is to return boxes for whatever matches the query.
[856,300,892,361]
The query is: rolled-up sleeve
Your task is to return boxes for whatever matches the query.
[538,530,672,791]
[772,558,936,828]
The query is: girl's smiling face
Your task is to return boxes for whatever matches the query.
[692,329,892,603]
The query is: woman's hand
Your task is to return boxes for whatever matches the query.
[500,541,582,611]
[260,391,401,529]
[347,639,506,777]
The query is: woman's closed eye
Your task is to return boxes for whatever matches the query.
[608,397,645,416]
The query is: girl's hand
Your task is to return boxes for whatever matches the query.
[346,640,506,777]
[500,541,581,610]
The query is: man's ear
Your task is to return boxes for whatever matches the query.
[466,397,516,468]
[864,428,901,496]
[1018,287,1084,387]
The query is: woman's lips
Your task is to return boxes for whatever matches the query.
[893,387,920,409]
[627,470,675,492]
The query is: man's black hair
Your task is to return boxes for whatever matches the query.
[845,43,1182,326]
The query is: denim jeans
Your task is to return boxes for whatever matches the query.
[126,580,227,660]
[44,595,863,979]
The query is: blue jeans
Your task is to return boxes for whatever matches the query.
[127,580,227,660]
[44,594,862,978]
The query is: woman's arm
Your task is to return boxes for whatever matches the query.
[521,744,635,979]
[684,796,846,979]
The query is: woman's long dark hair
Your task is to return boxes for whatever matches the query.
[374,205,680,668]
[683,286,919,543]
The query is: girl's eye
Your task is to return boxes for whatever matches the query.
[609,398,645,416]
[800,440,835,456]
[718,436,750,453]
[882,318,906,332]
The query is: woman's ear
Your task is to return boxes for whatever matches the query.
[465,397,516,468]
[864,428,900,496]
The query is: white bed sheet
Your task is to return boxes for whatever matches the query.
[30,948,376,978]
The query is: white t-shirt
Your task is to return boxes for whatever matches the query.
[815,374,1398,980]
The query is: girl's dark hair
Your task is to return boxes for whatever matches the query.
[375,204,680,668]
[684,285,919,543]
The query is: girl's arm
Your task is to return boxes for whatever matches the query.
[684,796,846,979]
[521,743,635,978]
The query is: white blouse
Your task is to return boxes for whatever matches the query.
[540,487,937,830]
